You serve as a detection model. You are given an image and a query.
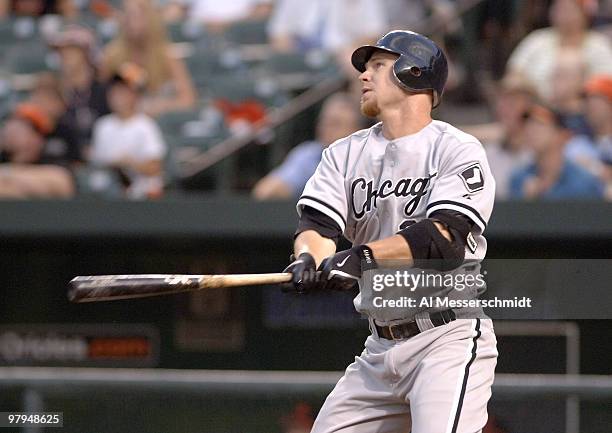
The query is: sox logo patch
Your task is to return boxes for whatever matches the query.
[459,163,484,193]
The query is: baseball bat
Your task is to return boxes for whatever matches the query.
[68,273,293,303]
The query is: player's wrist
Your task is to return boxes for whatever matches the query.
[317,245,378,292]
[351,244,377,274]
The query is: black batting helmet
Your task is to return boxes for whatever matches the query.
[351,30,448,108]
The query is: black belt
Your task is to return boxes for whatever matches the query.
[374,309,456,340]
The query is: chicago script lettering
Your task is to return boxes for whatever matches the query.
[351,175,432,218]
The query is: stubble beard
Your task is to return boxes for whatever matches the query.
[361,98,380,118]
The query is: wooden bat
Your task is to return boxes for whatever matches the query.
[68,273,293,303]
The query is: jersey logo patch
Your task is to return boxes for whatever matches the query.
[466,232,478,253]
[459,163,484,193]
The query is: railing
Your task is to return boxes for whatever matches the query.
[494,321,581,433]
[1,368,611,433]
[2,368,612,397]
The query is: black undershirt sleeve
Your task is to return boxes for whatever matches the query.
[295,206,342,245]
[429,210,474,248]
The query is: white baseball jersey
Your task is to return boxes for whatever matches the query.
[297,120,495,320]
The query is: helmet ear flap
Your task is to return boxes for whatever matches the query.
[392,55,430,91]
[392,54,443,108]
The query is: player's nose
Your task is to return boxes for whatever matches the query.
[359,70,371,82]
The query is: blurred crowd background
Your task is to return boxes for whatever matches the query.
[0,0,611,201]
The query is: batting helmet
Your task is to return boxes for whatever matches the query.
[351,30,448,108]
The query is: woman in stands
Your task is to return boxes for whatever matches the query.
[48,24,111,156]
[100,0,197,117]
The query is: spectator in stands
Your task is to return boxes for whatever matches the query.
[100,0,197,117]
[90,63,167,199]
[48,25,110,154]
[548,48,591,136]
[0,0,8,17]
[164,0,272,33]
[10,0,49,16]
[584,75,612,199]
[267,0,388,77]
[5,0,77,17]
[545,48,601,173]
[506,0,612,101]
[0,103,75,198]
[29,73,82,164]
[383,0,461,33]
[252,92,362,200]
[464,73,535,199]
[509,103,603,200]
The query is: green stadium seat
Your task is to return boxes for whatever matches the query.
[166,22,184,42]
[262,50,336,75]
[164,134,224,189]
[0,19,39,58]
[74,166,124,198]
[203,73,287,107]
[156,109,202,136]
[224,19,269,45]
[167,21,206,43]
[253,50,340,91]
[0,20,14,41]
[185,47,248,90]
[5,42,51,75]
[11,17,39,40]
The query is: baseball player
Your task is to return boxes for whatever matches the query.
[284,30,498,433]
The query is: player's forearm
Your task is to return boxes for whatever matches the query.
[294,230,336,267]
[366,234,413,263]
[366,222,452,262]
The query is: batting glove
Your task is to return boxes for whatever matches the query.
[318,245,377,291]
[282,252,320,294]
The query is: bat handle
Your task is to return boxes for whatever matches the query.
[198,272,293,289]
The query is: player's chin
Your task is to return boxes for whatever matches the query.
[360,99,380,118]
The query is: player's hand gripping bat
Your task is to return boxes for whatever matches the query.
[68,273,293,303]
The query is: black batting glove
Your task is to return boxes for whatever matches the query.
[282,252,319,294]
[318,245,376,291]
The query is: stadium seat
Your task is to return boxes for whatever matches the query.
[0,18,40,57]
[185,47,248,90]
[5,42,52,75]
[74,166,125,198]
[261,51,335,75]
[164,134,226,190]
[224,19,269,45]
[11,17,39,40]
[157,109,203,137]
[0,20,14,42]
[167,21,206,43]
[203,73,287,107]
[254,51,340,91]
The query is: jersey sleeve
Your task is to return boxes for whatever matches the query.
[296,145,348,233]
[426,141,495,234]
